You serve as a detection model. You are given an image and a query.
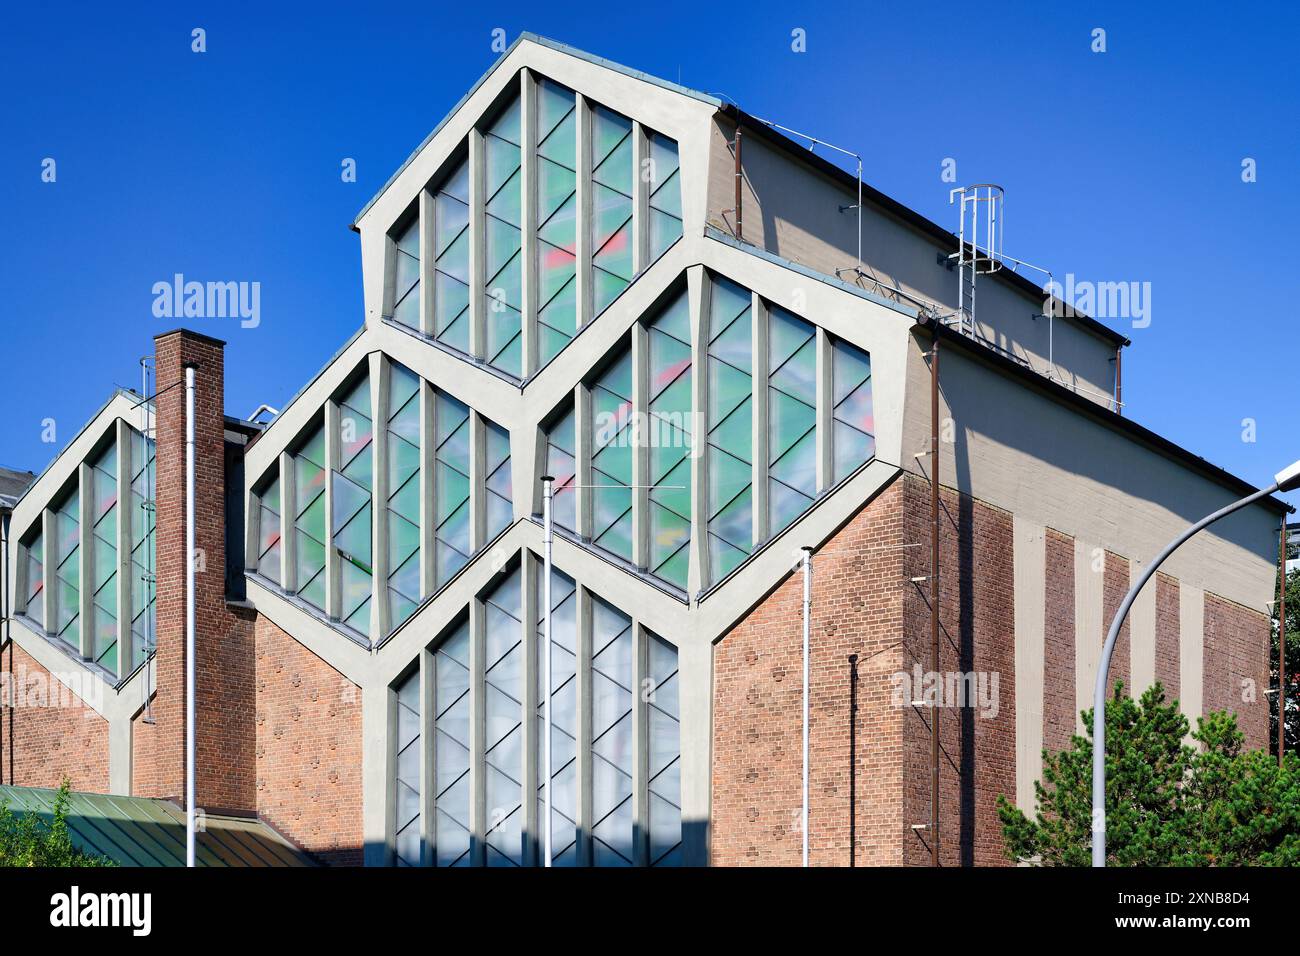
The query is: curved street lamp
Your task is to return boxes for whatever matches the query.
[1092,460,1300,867]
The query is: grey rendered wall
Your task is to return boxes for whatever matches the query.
[900,334,1278,613]
[705,119,1119,407]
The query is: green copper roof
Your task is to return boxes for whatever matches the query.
[0,785,314,867]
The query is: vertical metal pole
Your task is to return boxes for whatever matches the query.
[801,546,812,867]
[848,654,859,867]
[1093,482,1283,865]
[1281,515,1289,767]
[930,335,941,867]
[184,362,197,869]
[734,129,743,241]
[856,159,863,277]
[542,476,554,868]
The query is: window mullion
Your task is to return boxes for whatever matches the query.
[370,353,390,643]
[687,266,709,594]
[751,293,770,546]
[115,420,133,676]
[76,461,93,661]
[520,69,539,378]
[324,401,342,620]
[815,328,832,493]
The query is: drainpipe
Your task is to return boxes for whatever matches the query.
[848,654,859,867]
[801,546,812,867]
[541,475,554,868]
[1114,346,1123,415]
[1281,514,1289,767]
[929,334,941,866]
[184,362,197,868]
[734,129,743,241]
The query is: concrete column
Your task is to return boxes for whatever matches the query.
[677,635,711,866]
[519,69,539,378]
[575,384,593,540]
[520,552,540,865]
[1129,559,1158,697]
[575,94,592,328]
[468,128,487,361]
[1012,516,1045,812]
[575,584,593,864]
[631,321,649,570]
[107,714,132,795]
[115,419,134,675]
[418,187,436,338]
[631,619,650,866]
[278,451,295,592]
[632,120,649,274]
[687,265,709,596]
[41,507,55,631]
[324,401,342,620]
[815,328,833,494]
[77,462,93,660]
[1179,586,1205,741]
[370,352,391,643]
[750,292,769,546]
[468,596,486,865]
[1074,539,1104,736]
[361,681,391,866]
[419,648,435,868]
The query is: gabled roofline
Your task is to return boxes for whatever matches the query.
[352,32,721,229]
[7,388,149,514]
[244,324,367,455]
[722,106,1132,350]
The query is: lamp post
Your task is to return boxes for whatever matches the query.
[1092,460,1300,866]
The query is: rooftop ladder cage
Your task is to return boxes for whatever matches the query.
[948,184,1004,336]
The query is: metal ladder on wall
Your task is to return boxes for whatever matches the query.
[947,184,1004,336]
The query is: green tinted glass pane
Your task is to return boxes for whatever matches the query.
[833,340,872,405]
[435,191,469,258]
[299,492,326,544]
[592,268,628,317]
[771,428,817,497]
[388,511,419,572]
[708,448,750,520]
[710,394,752,464]
[834,422,875,483]
[710,309,752,373]
[769,388,816,462]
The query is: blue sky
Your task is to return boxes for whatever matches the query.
[1,1,1295,511]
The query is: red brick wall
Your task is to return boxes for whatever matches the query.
[1155,573,1180,702]
[1103,552,1131,697]
[147,330,256,811]
[0,643,110,793]
[254,615,363,865]
[1042,529,1076,753]
[711,475,1017,868]
[712,480,907,866]
[901,478,1015,867]
[1204,593,1269,750]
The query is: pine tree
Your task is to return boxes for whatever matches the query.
[999,682,1300,866]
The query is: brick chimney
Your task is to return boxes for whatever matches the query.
[138,329,256,812]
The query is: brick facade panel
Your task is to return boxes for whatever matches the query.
[0,643,110,793]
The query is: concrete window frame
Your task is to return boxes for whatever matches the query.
[386,546,681,867]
